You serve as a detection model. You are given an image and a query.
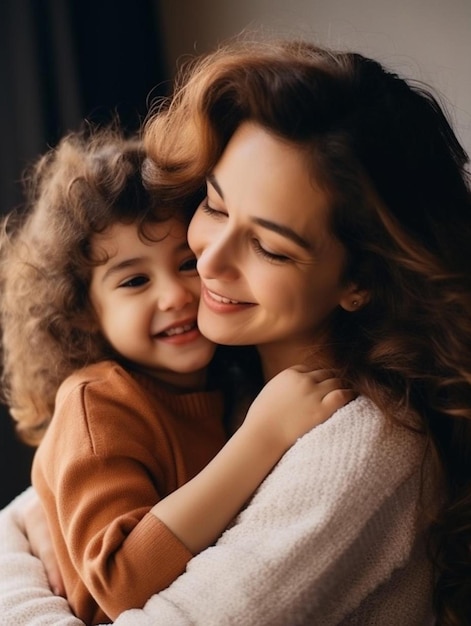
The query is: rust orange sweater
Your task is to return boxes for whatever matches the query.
[32,360,226,625]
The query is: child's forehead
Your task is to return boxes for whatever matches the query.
[91,216,189,252]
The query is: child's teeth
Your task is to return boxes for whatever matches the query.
[164,323,193,336]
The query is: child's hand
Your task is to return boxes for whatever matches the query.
[244,366,355,451]
[18,488,65,597]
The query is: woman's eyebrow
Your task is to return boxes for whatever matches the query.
[207,174,312,251]
[252,217,312,250]
[207,173,223,198]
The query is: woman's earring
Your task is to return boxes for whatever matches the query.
[341,292,368,312]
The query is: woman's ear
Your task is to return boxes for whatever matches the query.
[339,285,370,312]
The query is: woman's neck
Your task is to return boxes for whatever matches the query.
[258,341,336,381]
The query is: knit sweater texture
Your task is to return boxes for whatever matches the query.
[31,360,226,624]
[0,396,440,625]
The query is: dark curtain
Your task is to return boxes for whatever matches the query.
[0,0,169,507]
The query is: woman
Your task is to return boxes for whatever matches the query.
[1,37,470,625]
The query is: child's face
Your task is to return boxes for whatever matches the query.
[89,217,216,389]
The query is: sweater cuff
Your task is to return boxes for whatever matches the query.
[121,512,192,593]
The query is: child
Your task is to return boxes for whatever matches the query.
[0,127,350,624]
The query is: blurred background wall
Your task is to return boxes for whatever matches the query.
[1,0,470,507]
[158,0,471,154]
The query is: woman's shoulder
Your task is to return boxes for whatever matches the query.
[309,394,425,455]
[307,394,424,460]
[256,395,431,507]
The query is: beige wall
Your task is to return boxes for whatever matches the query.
[157,0,471,154]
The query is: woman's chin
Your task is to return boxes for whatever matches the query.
[198,316,246,346]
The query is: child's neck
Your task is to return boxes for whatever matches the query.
[126,361,210,393]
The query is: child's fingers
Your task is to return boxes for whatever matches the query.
[20,490,66,597]
[290,365,339,381]
[321,388,357,413]
[309,375,351,395]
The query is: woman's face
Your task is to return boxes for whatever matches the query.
[188,122,360,377]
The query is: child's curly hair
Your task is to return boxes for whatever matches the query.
[0,126,202,445]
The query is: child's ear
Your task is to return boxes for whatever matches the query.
[339,285,370,312]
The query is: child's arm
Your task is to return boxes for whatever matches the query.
[22,366,352,621]
[152,366,353,554]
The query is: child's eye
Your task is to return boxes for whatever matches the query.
[200,199,227,219]
[119,275,149,288]
[180,257,198,273]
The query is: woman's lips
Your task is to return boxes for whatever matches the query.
[201,286,255,313]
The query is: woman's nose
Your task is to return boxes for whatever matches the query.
[196,234,240,282]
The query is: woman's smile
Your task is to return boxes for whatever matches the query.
[188,122,360,375]
[202,285,255,308]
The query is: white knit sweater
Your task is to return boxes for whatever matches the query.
[0,397,438,625]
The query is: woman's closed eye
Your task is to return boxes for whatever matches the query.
[201,199,291,263]
[200,199,227,219]
[252,239,291,264]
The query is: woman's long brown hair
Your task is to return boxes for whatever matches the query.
[143,37,471,624]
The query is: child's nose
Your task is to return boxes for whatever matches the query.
[156,280,194,311]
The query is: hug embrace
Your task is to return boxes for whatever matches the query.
[0,35,470,626]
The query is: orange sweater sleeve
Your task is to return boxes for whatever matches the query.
[32,363,224,624]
